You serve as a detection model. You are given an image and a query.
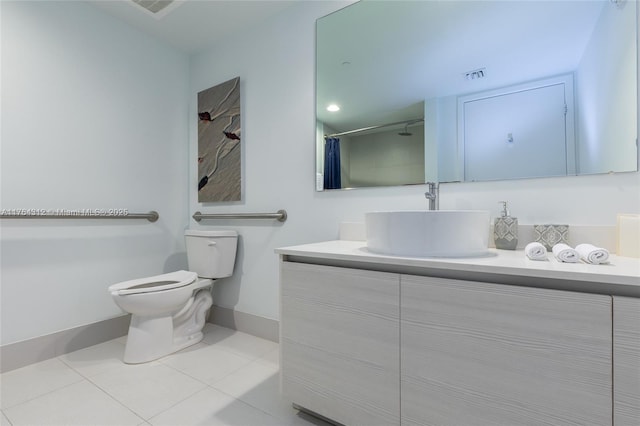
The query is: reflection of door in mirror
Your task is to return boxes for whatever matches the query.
[460,75,575,182]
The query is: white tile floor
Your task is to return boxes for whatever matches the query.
[0,324,332,426]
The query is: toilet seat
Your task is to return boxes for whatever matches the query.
[109,270,198,296]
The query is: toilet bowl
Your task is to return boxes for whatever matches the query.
[108,229,238,364]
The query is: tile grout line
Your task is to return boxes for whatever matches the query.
[143,386,210,424]
[0,359,85,411]
[54,354,148,424]
[1,326,285,426]
[55,342,206,423]
[203,385,287,425]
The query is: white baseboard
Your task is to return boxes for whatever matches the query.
[209,305,279,343]
[1,315,131,373]
[1,307,279,373]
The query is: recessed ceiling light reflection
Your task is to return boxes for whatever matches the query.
[326,104,340,112]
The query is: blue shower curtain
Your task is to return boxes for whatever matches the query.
[323,137,341,190]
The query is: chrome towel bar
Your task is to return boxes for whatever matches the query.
[0,210,159,222]
[192,210,287,223]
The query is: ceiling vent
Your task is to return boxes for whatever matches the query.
[131,0,175,15]
[464,68,487,81]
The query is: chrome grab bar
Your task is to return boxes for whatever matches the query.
[192,210,287,223]
[0,210,159,222]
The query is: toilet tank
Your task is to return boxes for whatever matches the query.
[184,230,238,279]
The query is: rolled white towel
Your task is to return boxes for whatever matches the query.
[575,243,610,264]
[525,242,547,261]
[552,243,580,263]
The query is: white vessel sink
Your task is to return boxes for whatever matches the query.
[365,210,490,257]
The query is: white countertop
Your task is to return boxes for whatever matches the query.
[276,240,640,290]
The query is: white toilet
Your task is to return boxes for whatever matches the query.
[108,229,238,364]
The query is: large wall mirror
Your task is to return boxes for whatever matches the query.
[315,0,638,191]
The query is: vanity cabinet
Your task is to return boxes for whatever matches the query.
[279,255,638,426]
[614,296,640,425]
[401,275,612,426]
[280,262,400,426]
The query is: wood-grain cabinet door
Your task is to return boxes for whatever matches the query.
[280,262,400,426]
[614,296,640,425]
[401,275,612,426]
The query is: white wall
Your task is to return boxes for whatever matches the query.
[577,0,637,174]
[190,1,640,323]
[0,1,190,345]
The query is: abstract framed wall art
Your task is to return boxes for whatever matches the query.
[197,77,241,202]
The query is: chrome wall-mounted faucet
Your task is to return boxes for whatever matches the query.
[424,182,439,210]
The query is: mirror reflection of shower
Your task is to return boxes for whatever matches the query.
[324,118,424,139]
[398,119,423,137]
[318,117,426,190]
[398,124,412,136]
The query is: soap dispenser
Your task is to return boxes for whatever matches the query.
[494,201,518,250]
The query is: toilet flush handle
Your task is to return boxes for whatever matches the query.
[207,241,217,246]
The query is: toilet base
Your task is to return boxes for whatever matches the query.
[122,289,213,364]
[122,316,203,363]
